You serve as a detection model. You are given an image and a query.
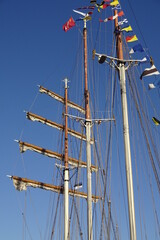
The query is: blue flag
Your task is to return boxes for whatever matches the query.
[129,43,144,54]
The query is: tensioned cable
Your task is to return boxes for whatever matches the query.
[127,69,160,237]
[127,71,160,195]
[49,192,61,240]
[125,0,149,54]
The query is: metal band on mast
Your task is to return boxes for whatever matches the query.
[114,2,137,240]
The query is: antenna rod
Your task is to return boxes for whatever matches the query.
[114,2,137,240]
[83,19,93,240]
[64,78,69,240]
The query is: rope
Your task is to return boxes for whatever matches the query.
[127,71,160,196]
[126,0,150,53]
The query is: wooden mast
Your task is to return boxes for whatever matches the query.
[64,78,69,240]
[83,20,93,240]
[114,2,137,240]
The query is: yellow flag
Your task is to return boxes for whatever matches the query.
[110,1,119,6]
[121,26,132,32]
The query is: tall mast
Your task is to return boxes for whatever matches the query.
[114,3,137,240]
[64,78,69,240]
[83,20,93,240]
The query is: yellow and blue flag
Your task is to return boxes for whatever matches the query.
[129,43,144,54]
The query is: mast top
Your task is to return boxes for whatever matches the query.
[63,78,69,89]
[114,0,123,60]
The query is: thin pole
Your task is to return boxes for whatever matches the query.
[83,20,93,240]
[64,78,69,240]
[114,3,137,240]
[107,200,111,240]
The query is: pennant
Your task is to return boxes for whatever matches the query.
[63,17,75,32]
[138,56,150,65]
[100,11,124,22]
[152,117,160,126]
[118,18,128,25]
[148,83,156,89]
[140,65,160,80]
[73,10,93,21]
[121,25,132,32]
[110,0,119,6]
[126,35,138,43]
[129,43,144,54]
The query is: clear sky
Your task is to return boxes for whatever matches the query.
[0,0,160,239]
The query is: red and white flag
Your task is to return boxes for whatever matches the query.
[63,17,75,32]
[99,11,124,22]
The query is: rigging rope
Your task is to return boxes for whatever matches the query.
[127,71,160,196]
[127,69,160,237]
[125,0,150,54]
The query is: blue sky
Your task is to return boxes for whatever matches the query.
[0,0,160,239]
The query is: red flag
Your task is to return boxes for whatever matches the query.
[101,3,110,9]
[118,11,124,17]
[63,17,75,32]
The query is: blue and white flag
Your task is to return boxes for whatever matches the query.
[111,4,121,10]
[129,43,144,54]
[118,18,128,25]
